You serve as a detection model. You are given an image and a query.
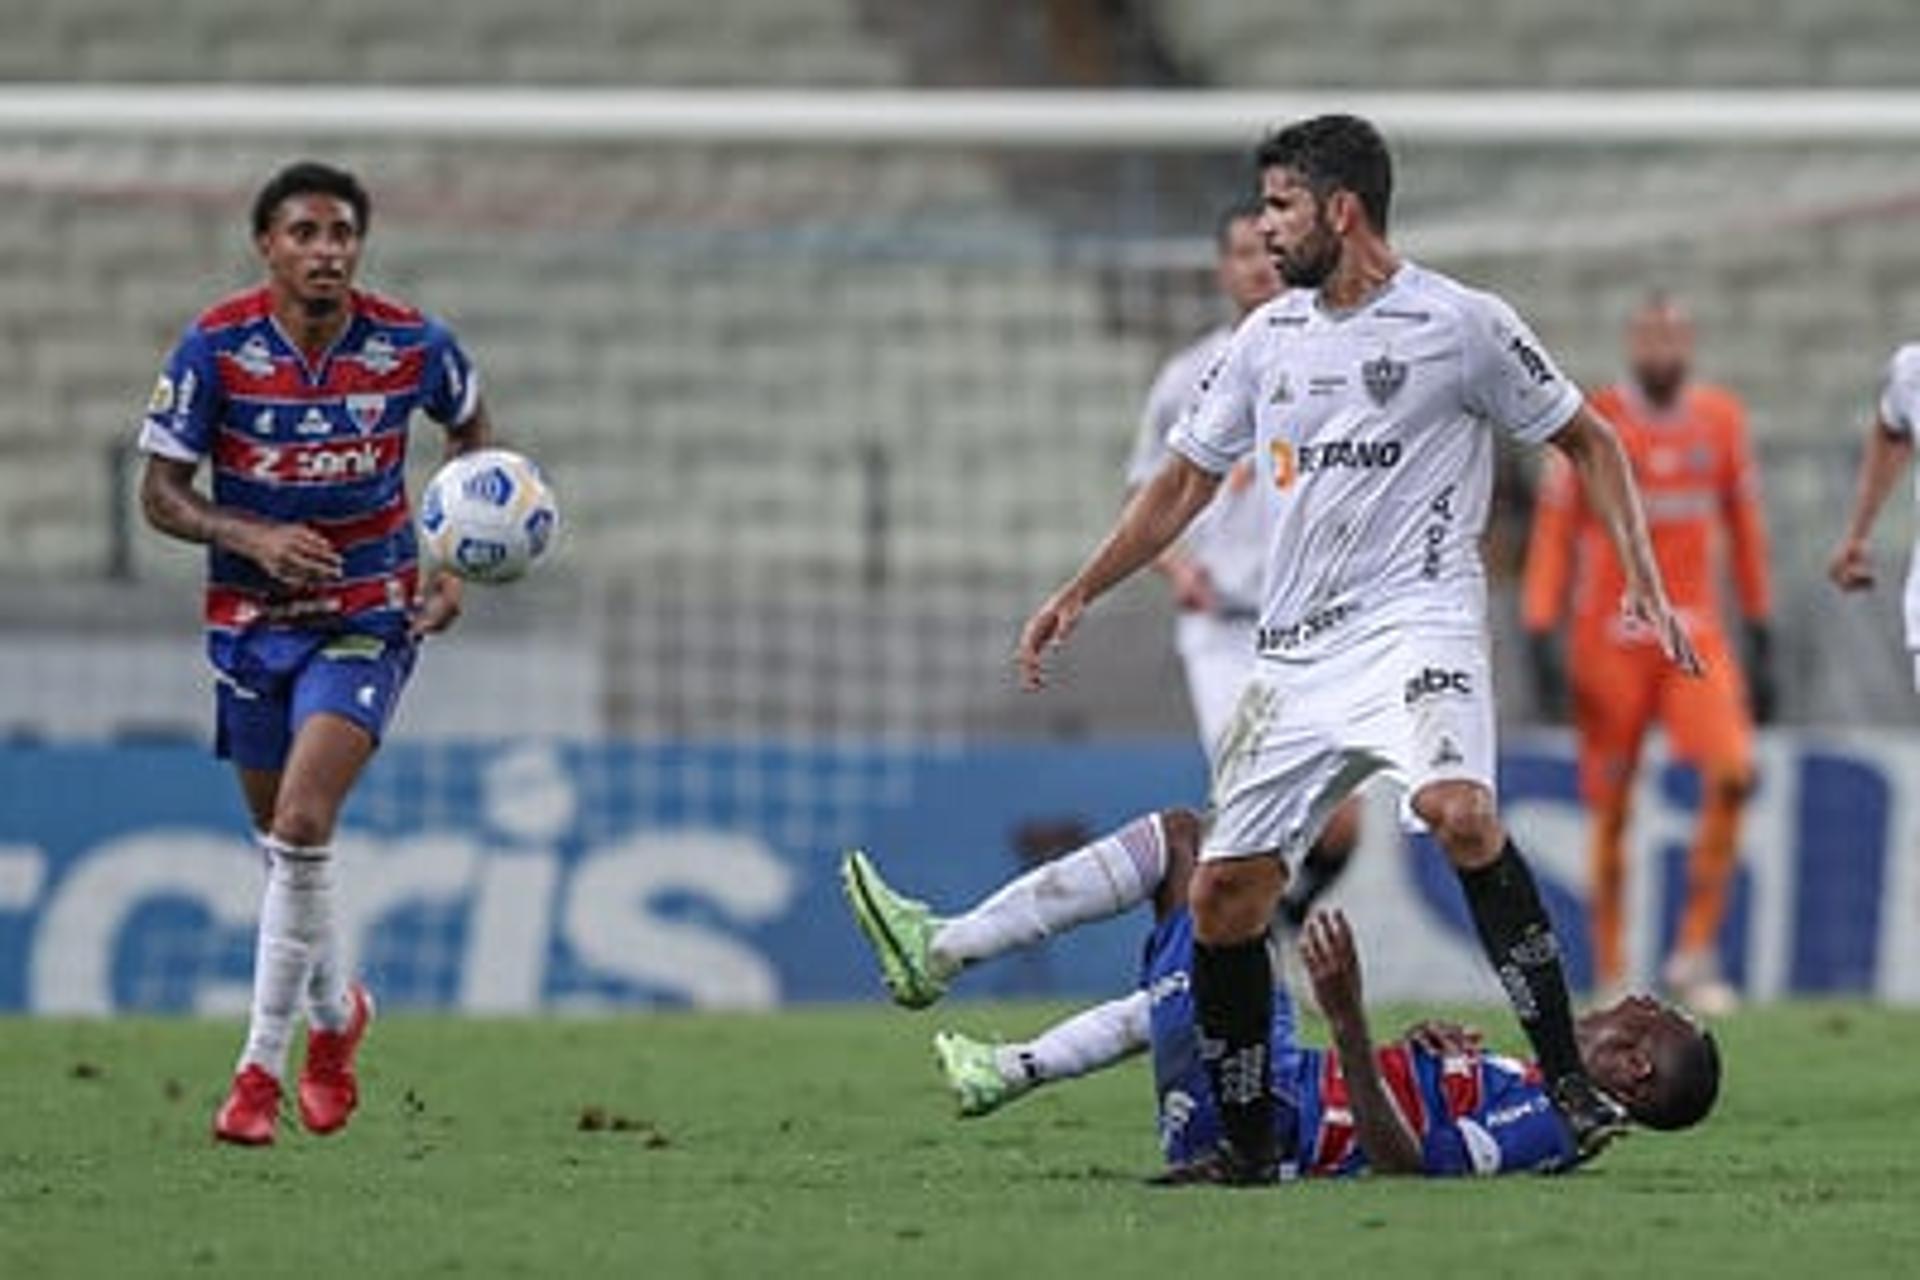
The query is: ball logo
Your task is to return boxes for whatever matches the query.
[524,508,555,557]
[455,537,510,573]
[463,466,515,508]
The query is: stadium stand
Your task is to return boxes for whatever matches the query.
[3,0,1920,737]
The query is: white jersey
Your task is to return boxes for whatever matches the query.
[1125,325,1267,616]
[1874,343,1920,652]
[1168,262,1582,663]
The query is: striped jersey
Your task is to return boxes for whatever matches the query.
[138,286,479,645]
[1287,1042,1576,1177]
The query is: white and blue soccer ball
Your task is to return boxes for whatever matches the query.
[419,448,559,584]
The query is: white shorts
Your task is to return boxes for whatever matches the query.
[1202,627,1496,862]
[1174,611,1257,763]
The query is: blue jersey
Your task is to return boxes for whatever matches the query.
[138,286,478,658]
[1142,908,1578,1177]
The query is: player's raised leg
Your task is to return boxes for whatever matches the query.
[841,809,1187,1007]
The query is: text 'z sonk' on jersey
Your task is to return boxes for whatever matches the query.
[1168,263,1583,662]
[138,287,480,646]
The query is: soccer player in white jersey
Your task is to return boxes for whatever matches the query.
[1829,344,1920,688]
[1018,114,1701,1183]
[1126,198,1355,924]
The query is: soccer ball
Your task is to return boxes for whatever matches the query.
[418,448,559,584]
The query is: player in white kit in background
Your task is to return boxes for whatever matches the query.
[1125,198,1356,926]
[1019,115,1700,1184]
[1829,343,1920,691]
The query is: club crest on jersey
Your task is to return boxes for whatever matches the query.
[1362,351,1408,406]
[357,334,400,375]
[233,336,275,379]
[346,393,387,434]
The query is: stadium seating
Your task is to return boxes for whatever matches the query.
[6,0,1920,736]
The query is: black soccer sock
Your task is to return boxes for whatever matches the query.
[1456,840,1584,1083]
[1193,935,1276,1170]
[1277,845,1351,928]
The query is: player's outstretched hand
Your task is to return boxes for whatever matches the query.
[1828,537,1876,591]
[1300,909,1364,1023]
[1015,588,1086,691]
[410,570,464,638]
[1402,1019,1484,1058]
[239,522,343,586]
[1624,590,1704,677]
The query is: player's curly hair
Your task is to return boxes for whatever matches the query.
[1255,113,1393,234]
[1638,1027,1722,1132]
[251,161,371,238]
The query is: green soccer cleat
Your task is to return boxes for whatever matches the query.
[839,849,949,1009]
[933,1030,1024,1119]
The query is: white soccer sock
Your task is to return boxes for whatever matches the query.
[993,990,1153,1088]
[238,842,338,1078]
[931,814,1168,973]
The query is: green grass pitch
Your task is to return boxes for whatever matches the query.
[3,1003,1918,1279]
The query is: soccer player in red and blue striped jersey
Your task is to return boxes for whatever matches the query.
[138,161,494,1145]
[842,810,1719,1180]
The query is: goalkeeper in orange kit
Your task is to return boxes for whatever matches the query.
[1521,293,1774,1013]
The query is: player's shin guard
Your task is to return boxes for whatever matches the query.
[1456,840,1583,1084]
[932,813,1168,970]
[1193,935,1278,1178]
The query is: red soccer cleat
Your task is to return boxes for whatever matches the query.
[298,982,374,1136]
[214,1064,282,1146]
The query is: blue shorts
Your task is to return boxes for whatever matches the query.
[1141,907,1304,1167]
[211,628,416,771]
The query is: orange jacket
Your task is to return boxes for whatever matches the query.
[1522,383,1772,640]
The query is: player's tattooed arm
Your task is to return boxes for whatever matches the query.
[1546,407,1704,676]
[1300,911,1424,1175]
[139,455,341,586]
[1017,455,1220,688]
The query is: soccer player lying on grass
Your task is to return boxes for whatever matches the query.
[841,809,1719,1180]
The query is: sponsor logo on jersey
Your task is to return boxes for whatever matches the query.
[1507,335,1554,385]
[147,373,174,415]
[233,336,275,379]
[1268,372,1293,405]
[357,333,401,375]
[1404,667,1473,706]
[1257,602,1356,652]
[1362,351,1408,405]
[251,408,276,436]
[1431,736,1466,769]
[173,369,198,430]
[1270,437,1405,491]
[1307,374,1347,397]
[295,407,332,437]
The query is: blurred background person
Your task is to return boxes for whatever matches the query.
[1522,293,1774,1013]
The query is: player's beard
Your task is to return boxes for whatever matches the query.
[302,293,343,320]
[1634,362,1686,408]
[1274,221,1341,290]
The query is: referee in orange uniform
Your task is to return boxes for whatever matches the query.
[1522,293,1774,1013]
